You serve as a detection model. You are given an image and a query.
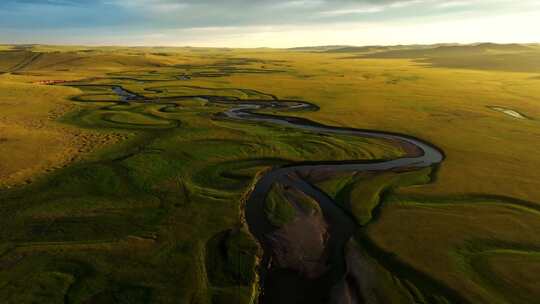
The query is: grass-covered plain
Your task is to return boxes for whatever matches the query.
[0,44,539,303]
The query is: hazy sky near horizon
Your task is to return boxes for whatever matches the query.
[1,0,539,47]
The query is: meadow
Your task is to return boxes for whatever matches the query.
[0,43,539,303]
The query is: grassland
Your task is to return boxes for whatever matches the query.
[0,74,130,187]
[0,44,539,303]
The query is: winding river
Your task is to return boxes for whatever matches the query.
[221,102,444,304]
[109,86,445,303]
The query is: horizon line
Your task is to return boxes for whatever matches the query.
[2,41,540,50]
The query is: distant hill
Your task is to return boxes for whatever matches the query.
[333,43,540,73]
[289,43,461,53]
[0,47,176,74]
[290,43,535,55]
[324,44,460,53]
[288,45,352,52]
[360,43,534,58]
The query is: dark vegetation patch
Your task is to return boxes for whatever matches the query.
[81,284,153,304]
[205,229,259,287]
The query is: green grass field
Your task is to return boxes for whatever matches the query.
[0,44,539,303]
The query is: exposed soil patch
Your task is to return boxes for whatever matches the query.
[268,186,329,278]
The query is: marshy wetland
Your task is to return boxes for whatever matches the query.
[1,44,540,303]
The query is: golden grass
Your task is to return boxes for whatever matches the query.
[470,250,540,303]
[0,76,125,187]
[365,198,540,304]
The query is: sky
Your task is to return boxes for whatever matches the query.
[0,0,539,47]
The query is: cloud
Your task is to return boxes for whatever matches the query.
[0,0,95,6]
[105,0,432,28]
[0,0,539,45]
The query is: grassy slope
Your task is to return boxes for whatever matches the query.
[1,44,539,303]
[0,74,130,187]
[365,196,540,304]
